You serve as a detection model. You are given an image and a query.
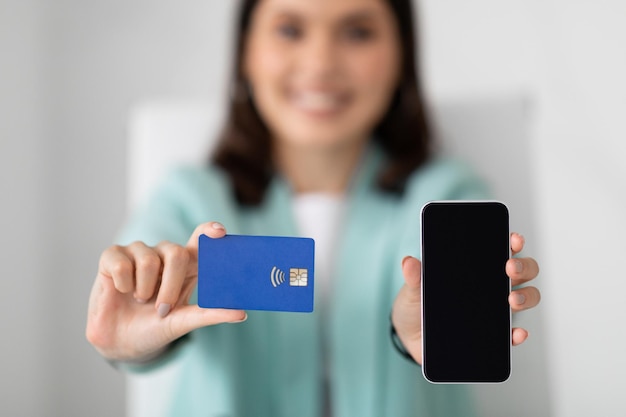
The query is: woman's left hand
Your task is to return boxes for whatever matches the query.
[391,232,541,365]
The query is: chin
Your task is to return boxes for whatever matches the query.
[283,132,367,153]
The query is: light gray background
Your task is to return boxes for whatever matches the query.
[1,0,625,416]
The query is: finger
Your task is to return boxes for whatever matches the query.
[99,245,135,294]
[126,241,162,302]
[154,242,191,317]
[512,327,529,346]
[510,232,525,256]
[509,286,541,312]
[506,257,540,287]
[178,272,199,308]
[167,306,248,338]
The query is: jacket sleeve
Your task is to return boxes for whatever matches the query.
[116,163,240,243]
[396,157,492,262]
[110,165,235,373]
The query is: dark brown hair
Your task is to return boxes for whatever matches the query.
[212,0,432,205]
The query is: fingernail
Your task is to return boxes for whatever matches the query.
[157,303,171,318]
[212,222,225,230]
[515,293,526,305]
[514,259,523,274]
[230,313,248,323]
[135,297,147,304]
[401,256,412,268]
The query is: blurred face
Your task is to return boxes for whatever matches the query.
[243,0,401,153]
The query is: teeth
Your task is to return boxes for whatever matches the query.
[294,92,342,112]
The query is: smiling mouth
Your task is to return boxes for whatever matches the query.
[291,91,349,115]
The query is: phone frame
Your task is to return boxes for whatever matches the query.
[420,200,512,384]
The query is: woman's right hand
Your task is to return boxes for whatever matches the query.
[86,222,247,362]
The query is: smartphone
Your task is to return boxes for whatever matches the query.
[420,201,511,383]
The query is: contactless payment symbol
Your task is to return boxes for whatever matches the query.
[270,266,286,287]
[270,266,309,287]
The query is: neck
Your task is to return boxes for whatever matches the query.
[273,140,367,194]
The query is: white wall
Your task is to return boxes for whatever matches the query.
[0,1,50,416]
[425,3,626,415]
[529,1,626,416]
[2,1,237,416]
[420,3,550,415]
[2,0,624,416]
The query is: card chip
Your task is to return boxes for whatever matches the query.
[290,268,308,287]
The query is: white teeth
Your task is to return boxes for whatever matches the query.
[294,92,342,112]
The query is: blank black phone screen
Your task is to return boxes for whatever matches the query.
[421,201,511,383]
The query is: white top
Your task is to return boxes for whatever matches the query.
[292,192,348,417]
[292,192,348,307]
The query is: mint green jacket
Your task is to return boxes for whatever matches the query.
[118,148,487,417]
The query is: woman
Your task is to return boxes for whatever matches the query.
[86,0,541,415]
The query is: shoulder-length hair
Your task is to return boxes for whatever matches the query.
[212,0,432,205]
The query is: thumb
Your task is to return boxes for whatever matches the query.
[186,221,227,251]
[400,256,422,300]
[393,256,422,325]
[167,306,247,338]
[392,256,423,363]
[182,221,228,278]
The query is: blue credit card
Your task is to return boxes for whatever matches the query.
[197,234,315,312]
